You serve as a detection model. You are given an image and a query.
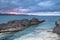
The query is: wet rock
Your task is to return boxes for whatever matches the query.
[0,18,45,33]
[30,18,45,25]
[53,20,60,34]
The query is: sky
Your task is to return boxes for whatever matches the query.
[0,0,60,14]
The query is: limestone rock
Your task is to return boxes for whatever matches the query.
[53,20,60,34]
[0,18,45,33]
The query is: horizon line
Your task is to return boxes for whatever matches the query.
[0,12,60,16]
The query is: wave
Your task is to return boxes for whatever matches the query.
[14,30,59,40]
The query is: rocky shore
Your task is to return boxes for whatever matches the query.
[53,20,60,40]
[53,20,60,34]
[0,18,45,33]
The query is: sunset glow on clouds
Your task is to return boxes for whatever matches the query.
[0,10,24,14]
[0,0,60,14]
[5,11,21,14]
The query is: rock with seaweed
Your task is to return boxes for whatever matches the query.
[0,18,45,33]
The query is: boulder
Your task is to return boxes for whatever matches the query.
[0,18,45,33]
[53,20,60,34]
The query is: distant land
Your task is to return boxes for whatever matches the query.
[0,13,28,16]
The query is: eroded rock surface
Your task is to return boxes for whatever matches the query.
[53,20,60,34]
[0,18,45,33]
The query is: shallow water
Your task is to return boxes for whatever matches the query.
[14,30,59,40]
[0,15,60,40]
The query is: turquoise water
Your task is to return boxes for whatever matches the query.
[0,15,60,29]
[0,15,60,40]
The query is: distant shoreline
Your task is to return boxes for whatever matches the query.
[0,12,60,16]
[0,14,60,16]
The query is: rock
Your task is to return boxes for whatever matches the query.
[20,19,31,27]
[53,20,60,34]
[30,18,45,25]
[0,18,45,33]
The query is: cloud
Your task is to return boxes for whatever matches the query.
[14,8,31,12]
[38,1,54,7]
[0,0,60,13]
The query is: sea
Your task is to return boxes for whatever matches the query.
[0,15,60,40]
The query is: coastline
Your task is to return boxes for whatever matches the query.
[0,15,60,40]
[0,28,59,40]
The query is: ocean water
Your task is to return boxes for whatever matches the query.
[0,15,60,40]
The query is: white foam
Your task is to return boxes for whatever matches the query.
[14,30,59,40]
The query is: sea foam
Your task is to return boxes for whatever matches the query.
[14,30,59,40]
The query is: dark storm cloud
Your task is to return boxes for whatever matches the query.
[0,0,60,12]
